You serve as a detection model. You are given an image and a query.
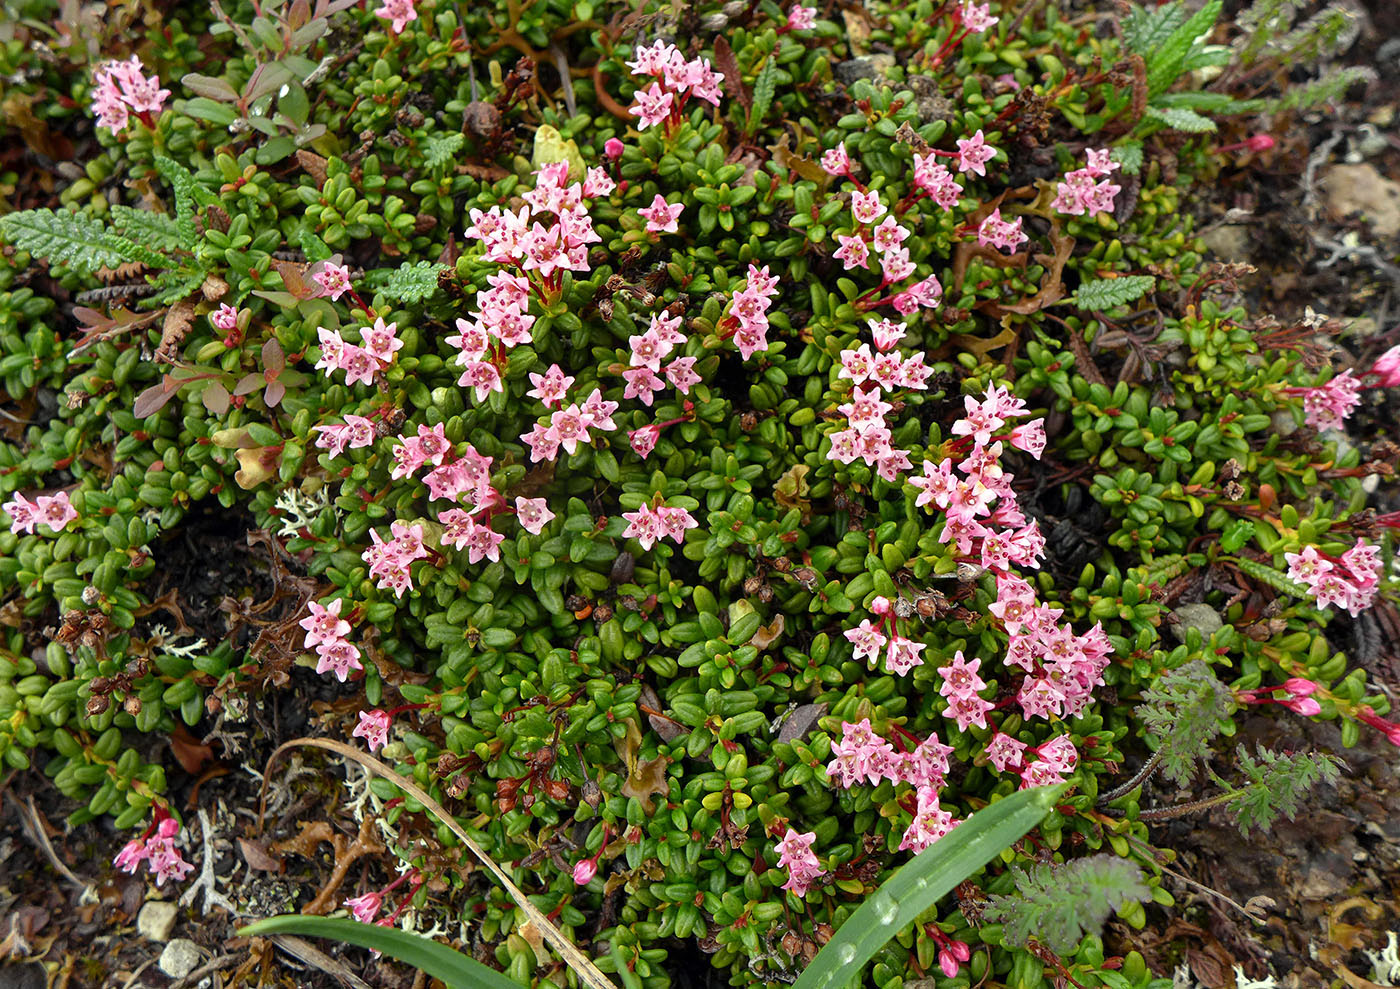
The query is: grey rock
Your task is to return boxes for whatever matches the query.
[1167,603,1223,643]
[159,938,202,979]
[834,55,894,85]
[137,899,179,942]
[1201,224,1250,260]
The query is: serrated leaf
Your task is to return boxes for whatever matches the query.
[1071,275,1156,310]
[1112,142,1144,176]
[299,228,333,263]
[154,154,214,249]
[1122,2,1189,56]
[747,58,777,136]
[108,206,185,254]
[1144,105,1217,132]
[0,209,155,276]
[368,261,449,303]
[985,855,1151,955]
[1144,0,1223,97]
[424,132,465,169]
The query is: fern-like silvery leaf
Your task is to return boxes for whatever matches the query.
[371,261,449,303]
[0,209,157,276]
[1072,275,1156,310]
[1136,659,1231,785]
[1144,0,1223,97]
[424,133,465,169]
[1112,142,1144,176]
[154,154,216,247]
[984,855,1151,955]
[1226,746,1342,837]
[109,206,186,255]
[748,58,777,135]
[1145,105,1217,132]
[1122,2,1189,56]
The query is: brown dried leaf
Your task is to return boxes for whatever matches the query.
[621,754,671,814]
[169,724,216,775]
[238,837,285,873]
[201,273,230,301]
[295,149,328,188]
[713,37,750,113]
[157,297,197,363]
[750,614,784,650]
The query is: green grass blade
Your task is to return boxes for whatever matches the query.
[238,915,520,989]
[791,784,1066,989]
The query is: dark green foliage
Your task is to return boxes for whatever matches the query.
[984,855,1152,955]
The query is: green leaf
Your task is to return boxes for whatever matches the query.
[108,205,186,254]
[1121,2,1189,57]
[747,57,777,136]
[1144,0,1223,97]
[791,785,1064,989]
[0,209,167,275]
[1143,106,1217,133]
[984,854,1151,955]
[1111,142,1144,176]
[1070,275,1156,310]
[155,154,216,247]
[238,915,520,989]
[425,132,466,169]
[369,261,450,303]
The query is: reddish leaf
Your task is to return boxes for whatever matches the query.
[262,337,285,375]
[264,378,286,408]
[169,724,215,775]
[233,372,263,396]
[133,378,179,419]
[238,837,285,873]
[202,380,230,415]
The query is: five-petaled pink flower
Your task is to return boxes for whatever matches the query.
[639,194,684,234]
[374,0,417,32]
[353,709,393,752]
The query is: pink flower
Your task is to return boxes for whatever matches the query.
[850,190,886,225]
[984,732,1027,772]
[210,304,239,331]
[315,638,364,682]
[572,859,598,885]
[91,57,168,134]
[313,262,352,301]
[622,366,664,406]
[899,791,959,853]
[300,598,351,649]
[954,129,997,176]
[4,492,39,535]
[113,838,148,873]
[630,82,674,130]
[844,619,887,664]
[630,424,662,459]
[1297,369,1362,432]
[821,143,852,177]
[1008,418,1046,459]
[34,492,78,532]
[374,0,417,32]
[604,138,626,160]
[353,709,392,752]
[345,891,384,923]
[361,318,403,365]
[960,1,998,32]
[785,4,816,29]
[664,356,701,394]
[1370,344,1400,387]
[515,496,555,534]
[639,194,684,233]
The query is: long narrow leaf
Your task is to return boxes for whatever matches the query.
[791,784,1065,989]
[239,915,518,989]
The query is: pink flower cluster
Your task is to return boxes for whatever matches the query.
[844,596,928,675]
[829,189,946,317]
[1294,369,1362,432]
[624,311,699,407]
[774,827,825,896]
[995,572,1114,723]
[113,815,193,886]
[827,329,934,481]
[363,520,431,599]
[1051,148,1121,219]
[718,263,781,359]
[91,56,168,135]
[1235,678,1321,717]
[985,732,1080,787]
[4,490,78,535]
[301,598,364,681]
[1284,541,1380,616]
[782,4,816,30]
[620,503,697,551]
[313,413,379,458]
[521,388,619,463]
[824,718,961,852]
[625,40,723,130]
[977,207,1027,252]
[315,318,403,388]
[453,163,611,403]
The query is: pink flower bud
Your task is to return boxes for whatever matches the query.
[939,949,961,979]
[1246,134,1275,152]
[949,939,971,962]
[629,424,661,459]
[1283,677,1318,697]
[1280,697,1321,717]
[870,596,892,616]
[604,138,625,160]
[573,859,598,885]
